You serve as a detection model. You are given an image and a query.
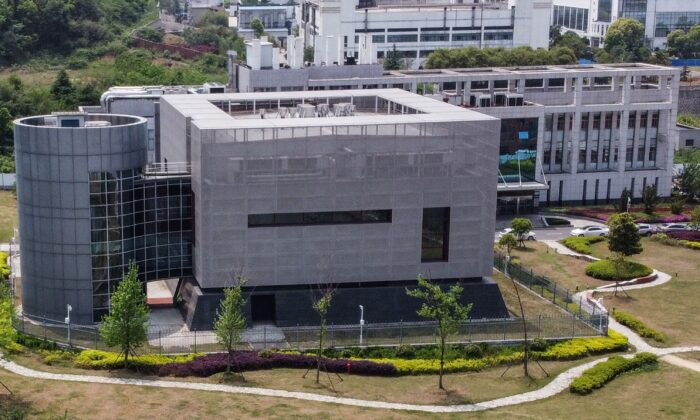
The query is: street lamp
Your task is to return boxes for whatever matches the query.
[65,304,72,346]
[627,196,631,213]
[358,305,365,346]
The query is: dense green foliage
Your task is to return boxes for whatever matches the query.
[560,236,606,255]
[642,185,659,215]
[585,259,653,281]
[214,281,247,373]
[675,163,700,201]
[678,114,700,129]
[550,30,590,59]
[570,352,657,395]
[0,0,154,64]
[668,25,700,59]
[75,349,196,370]
[597,18,650,63]
[511,217,534,247]
[384,44,402,70]
[612,310,666,343]
[607,213,642,256]
[425,46,577,69]
[650,233,700,251]
[99,262,150,368]
[0,279,19,352]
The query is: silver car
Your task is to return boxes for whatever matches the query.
[570,225,610,237]
[636,223,653,236]
[656,223,690,233]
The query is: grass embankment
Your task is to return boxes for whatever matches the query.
[590,239,700,346]
[0,190,17,243]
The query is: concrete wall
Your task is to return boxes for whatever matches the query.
[679,86,700,116]
[14,115,147,324]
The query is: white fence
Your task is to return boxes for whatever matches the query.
[0,173,15,189]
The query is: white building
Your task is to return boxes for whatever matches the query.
[552,0,700,49]
[296,0,553,69]
[230,3,292,43]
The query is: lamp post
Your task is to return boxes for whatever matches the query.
[627,196,631,213]
[65,304,72,346]
[359,305,364,346]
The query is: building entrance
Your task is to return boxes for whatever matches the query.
[251,294,276,323]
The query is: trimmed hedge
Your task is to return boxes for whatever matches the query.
[613,311,666,343]
[667,231,700,241]
[533,331,629,361]
[650,233,700,251]
[157,351,398,377]
[585,259,653,281]
[75,350,198,371]
[560,236,606,255]
[569,352,658,395]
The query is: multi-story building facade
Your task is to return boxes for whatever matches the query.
[230,4,291,42]
[552,0,700,49]
[15,91,509,328]
[296,0,552,69]
[231,59,680,212]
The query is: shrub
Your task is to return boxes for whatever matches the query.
[670,198,686,215]
[585,259,653,281]
[462,344,484,359]
[40,349,75,366]
[650,233,700,251]
[667,231,700,241]
[158,351,397,377]
[561,236,606,254]
[533,331,628,360]
[570,352,657,395]
[529,338,549,352]
[0,252,9,280]
[395,344,416,359]
[75,350,197,372]
[613,310,666,343]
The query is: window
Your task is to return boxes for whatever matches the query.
[421,33,448,42]
[686,139,695,147]
[421,207,450,262]
[248,210,392,227]
[387,34,417,43]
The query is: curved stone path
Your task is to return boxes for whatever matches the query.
[0,241,697,413]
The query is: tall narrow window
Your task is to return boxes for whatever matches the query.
[421,207,450,262]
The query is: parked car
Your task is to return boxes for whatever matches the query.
[497,228,536,241]
[570,225,609,237]
[656,223,690,233]
[636,223,653,236]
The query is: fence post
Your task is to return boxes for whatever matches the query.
[159,331,162,355]
[330,323,335,348]
[399,320,403,346]
[529,269,533,289]
[538,314,542,338]
[552,283,557,304]
[43,318,47,342]
[94,329,98,349]
[296,323,300,350]
[579,296,583,316]
[194,329,197,354]
[263,325,267,349]
[571,314,576,338]
[503,316,507,340]
[468,318,472,342]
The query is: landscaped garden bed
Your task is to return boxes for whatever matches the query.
[584,259,653,281]
[569,352,658,395]
[549,205,693,224]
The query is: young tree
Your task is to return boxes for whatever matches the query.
[642,185,659,215]
[689,207,700,231]
[599,18,650,63]
[608,212,642,257]
[51,70,75,108]
[250,18,265,39]
[406,275,472,390]
[311,285,335,384]
[214,278,247,376]
[99,262,150,369]
[384,44,402,70]
[303,46,314,63]
[676,163,700,201]
[617,188,632,213]
[498,233,517,258]
[511,218,534,248]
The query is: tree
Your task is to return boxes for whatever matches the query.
[0,280,17,351]
[51,70,75,108]
[551,31,589,59]
[642,185,659,215]
[667,25,700,59]
[303,46,314,63]
[406,275,471,390]
[250,18,265,39]
[511,218,534,248]
[311,285,335,384]
[497,233,517,258]
[607,213,642,257]
[689,207,700,231]
[676,163,700,201]
[99,261,150,369]
[214,278,247,376]
[617,188,631,213]
[599,18,650,63]
[384,44,402,70]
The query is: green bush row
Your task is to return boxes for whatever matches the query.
[317,342,499,361]
[585,259,653,281]
[570,352,658,395]
[364,332,628,375]
[560,236,606,255]
[612,310,666,343]
[0,251,9,281]
[650,234,700,251]
[74,349,198,370]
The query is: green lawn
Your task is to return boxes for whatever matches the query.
[589,239,700,346]
[0,190,17,243]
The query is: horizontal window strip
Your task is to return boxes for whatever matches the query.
[248,210,392,227]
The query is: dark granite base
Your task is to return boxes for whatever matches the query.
[179,277,509,330]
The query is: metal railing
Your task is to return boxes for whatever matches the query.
[493,251,609,335]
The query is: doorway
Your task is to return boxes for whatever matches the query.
[250,294,276,323]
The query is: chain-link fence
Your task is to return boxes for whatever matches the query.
[13,311,603,355]
[493,251,609,334]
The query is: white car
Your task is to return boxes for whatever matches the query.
[656,223,690,233]
[636,223,653,236]
[497,228,536,241]
[570,225,609,237]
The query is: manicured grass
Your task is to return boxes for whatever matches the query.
[0,190,17,243]
[0,359,698,418]
[590,239,700,346]
[508,242,610,292]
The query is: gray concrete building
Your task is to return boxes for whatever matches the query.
[15,91,509,328]
[231,61,681,211]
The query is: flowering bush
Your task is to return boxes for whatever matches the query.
[667,231,700,241]
[641,214,690,223]
[157,351,398,377]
